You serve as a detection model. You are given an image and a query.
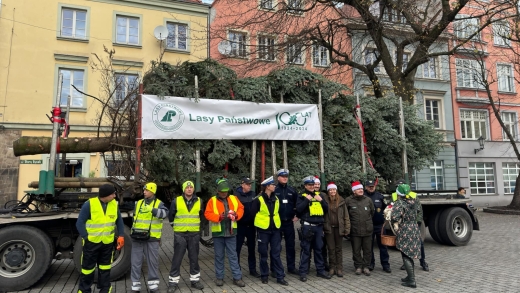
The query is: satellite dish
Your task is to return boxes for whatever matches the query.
[153,26,169,41]
[218,40,232,55]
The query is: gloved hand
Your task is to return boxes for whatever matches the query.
[140,204,153,214]
[218,213,225,222]
[116,236,124,250]
[393,222,399,232]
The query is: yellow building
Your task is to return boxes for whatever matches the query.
[0,0,210,202]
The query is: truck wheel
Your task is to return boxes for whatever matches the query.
[73,226,132,280]
[438,207,473,246]
[419,222,426,241]
[0,225,54,291]
[427,210,445,244]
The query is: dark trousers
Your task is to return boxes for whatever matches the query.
[169,233,201,284]
[351,236,372,269]
[370,225,390,269]
[277,220,296,271]
[236,222,257,273]
[298,224,325,276]
[420,239,426,262]
[78,240,113,293]
[325,227,343,271]
[258,231,285,280]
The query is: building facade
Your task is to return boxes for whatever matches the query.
[0,0,209,202]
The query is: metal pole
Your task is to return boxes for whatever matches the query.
[194,75,201,191]
[135,83,143,181]
[49,73,63,174]
[59,95,72,177]
[251,140,257,193]
[281,93,288,170]
[261,141,265,182]
[318,89,325,189]
[357,95,366,173]
[399,96,408,182]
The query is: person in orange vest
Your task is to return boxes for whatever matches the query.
[76,184,125,293]
[204,178,245,287]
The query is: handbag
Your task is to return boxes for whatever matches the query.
[130,199,156,241]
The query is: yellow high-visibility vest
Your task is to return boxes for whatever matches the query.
[302,193,324,216]
[133,199,163,238]
[86,197,117,244]
[392,191,417,202]
[173,196,201,232]
[254,195,281,229]
[210,195,238,232]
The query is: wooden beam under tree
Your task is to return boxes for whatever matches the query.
[13,137,119,157]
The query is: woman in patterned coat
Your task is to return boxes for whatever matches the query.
[390,184,421,288]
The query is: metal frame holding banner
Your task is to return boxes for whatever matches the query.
[141,95,322,141]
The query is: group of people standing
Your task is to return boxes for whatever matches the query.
[74,171,428,293]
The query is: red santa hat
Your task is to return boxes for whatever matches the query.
[351,181,363,191]
[327,182,338,191]
[314,176,320,183]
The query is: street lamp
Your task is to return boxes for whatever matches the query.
[474,136,485,154]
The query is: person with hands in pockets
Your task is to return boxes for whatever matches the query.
[204,178,246,288]
[130,182,168,293]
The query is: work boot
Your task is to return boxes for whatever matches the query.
[191,281,204,290]
[368,264,375,271]
[336,269,344,277]
[363,268,371,276]
[420,260,430,272]
[167,283,179,293]
[329,268,335,276]
[215,279,224,286]
[355,268,362,275]
[233,279,245,287]
[401,257,416,288]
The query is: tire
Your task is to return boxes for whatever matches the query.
[438,207,473,246]
[73,226,132,281]
[427,209,445,244]
[0,225,54,291]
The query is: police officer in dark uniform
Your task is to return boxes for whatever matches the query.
[364,180,391,273]
[235,177,260,277]
[296,176,331,282]
[273,169,299,275]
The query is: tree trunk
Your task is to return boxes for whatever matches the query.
[508,174,520,208]
[13,137,114,157]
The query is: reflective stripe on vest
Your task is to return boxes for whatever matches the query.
[133,199,163,239]
[392,191,417,202]
[302,193,324,216]
[254,195,281,229]
[173,196,201,232]
[86,197,117,244]
[210,195,238,232]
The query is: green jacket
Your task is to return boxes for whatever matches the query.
[344,195,374,237]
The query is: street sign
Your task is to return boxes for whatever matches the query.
[20,160,43,164]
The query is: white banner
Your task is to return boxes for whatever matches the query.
[141,95,322,140]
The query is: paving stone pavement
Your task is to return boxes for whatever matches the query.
[12,211,520,293]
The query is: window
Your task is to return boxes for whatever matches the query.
[260,0,274,9]
[166,23,187,50]
[430,160,444,190]
[364,48,380,73]
[382,7,406,24]
[456,59,484,89]
[287,0,303,14]
[395,52,409,72]
[422,57,437,78]
[287,40,304,64]
[313,44,328,67]
[460,110,487,139]
[61,8,87,39]
[503,162,520,194]
[501,112,517,140]
[410,170,417,190]
[493,21,511,46]
[59,68,84,107]
[258,35,276,61]
[116,15,139,45]
[454,15,480,40]
[425,99,441,129]
[469,162,495,194]
[497,64,514,92]
[114,74,139,108]
[228,31,247,57]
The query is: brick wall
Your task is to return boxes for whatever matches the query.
[0,129,20,206]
